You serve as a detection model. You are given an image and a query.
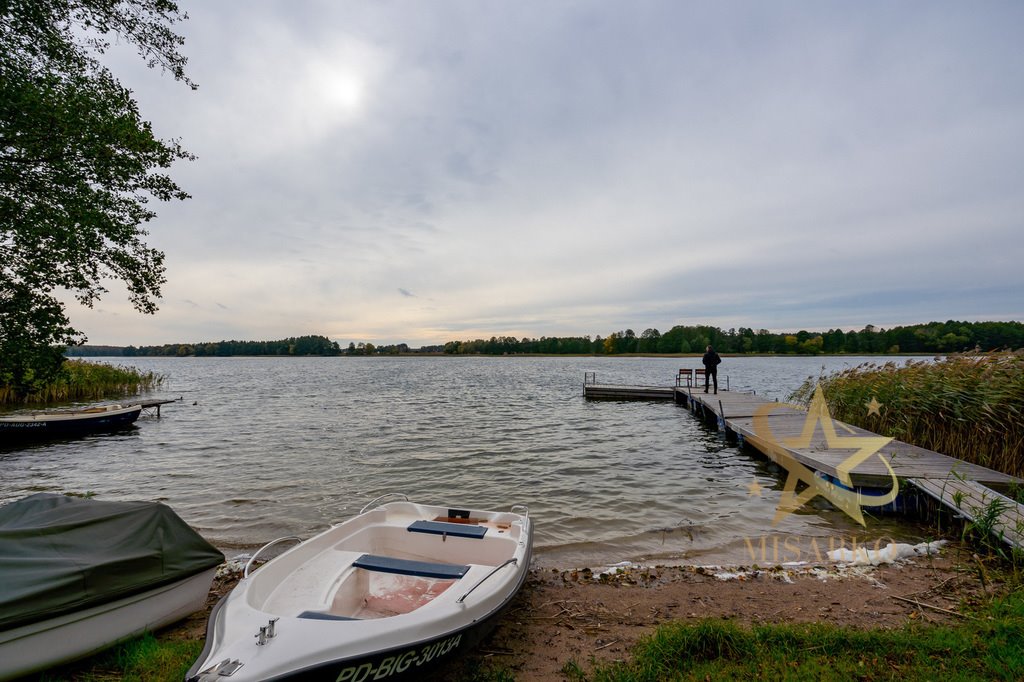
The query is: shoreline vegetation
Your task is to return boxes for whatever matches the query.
[0,359,164,407]
[33,554,1024,682]
[64,320,1024,358]
[791,351,1024,480]
[559,586,1024,682]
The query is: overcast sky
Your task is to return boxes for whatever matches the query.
[70,1,1024,347]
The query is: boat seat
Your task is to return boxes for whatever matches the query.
[353,554,470,580]
[297,611,361,621]
[407,520,488,539]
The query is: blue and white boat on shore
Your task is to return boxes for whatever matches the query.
[187,495,532,682]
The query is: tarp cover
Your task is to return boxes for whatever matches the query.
[0,493,224,631]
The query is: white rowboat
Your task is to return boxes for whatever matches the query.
[187,495,532,681]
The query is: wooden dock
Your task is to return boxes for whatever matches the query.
[679,385,1015,485]
[909,477,1024,550]
[586,377,1024,549]
[682,388,1018,488]
[582,372,675,400]
[582,384,675,400]
[137,398,180,417]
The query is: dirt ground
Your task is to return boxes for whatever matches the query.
[166,543,998,681]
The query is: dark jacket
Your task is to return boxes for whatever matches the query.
[702,350,721,369]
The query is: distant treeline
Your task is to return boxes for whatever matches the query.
[442,320,1024,355]
[64,321,1024,358]
[340,342,445,355]
[66,336,446,357]
[68,335,343,357]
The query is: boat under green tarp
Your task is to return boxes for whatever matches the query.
[0,493,224,631]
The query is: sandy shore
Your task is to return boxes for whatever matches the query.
[164,542,994,681]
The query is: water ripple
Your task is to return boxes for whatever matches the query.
[0,355,930,565]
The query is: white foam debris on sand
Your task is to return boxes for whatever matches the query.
[707,564,883,585]
[828,540,947,566]
[590,562,865,584]
[810,564,887,587]
[593,561,642,576]
[216,554,251,577]
[575,541,949,585]
[708,567,796,583]
[604,560,634,570]
[705,540,947,583]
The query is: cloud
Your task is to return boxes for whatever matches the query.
[65,2,1024,346]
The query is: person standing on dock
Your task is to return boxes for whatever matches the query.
[703,345,721,394]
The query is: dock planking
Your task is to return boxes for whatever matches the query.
[582,384,675,400]
[676,389,803,419]
[684,388,1023,549]
[582,373,675,400]
[683,389,1019,487]
[909,478,1024,549]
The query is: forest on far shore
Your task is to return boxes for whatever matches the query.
[442,320,1023,355]
[64,320,1024,358]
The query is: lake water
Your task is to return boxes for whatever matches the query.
[0,355,935,567]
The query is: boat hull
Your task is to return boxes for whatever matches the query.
[0,567,217,682]
[0,404,142,440]
[214,599,511,682]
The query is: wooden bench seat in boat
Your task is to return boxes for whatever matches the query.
[407,520,488,539]
[271,552,473,620]
[327,524,517,567]
[352,554,471,580]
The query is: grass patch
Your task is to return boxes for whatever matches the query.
[27,591,1024,681]
[35,634,201,682]
[1,359,164,406]
[565,590,1024,681]
[790,352,1024,479]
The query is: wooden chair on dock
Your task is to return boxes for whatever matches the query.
[676,369,694,386]
[694,368,706,387]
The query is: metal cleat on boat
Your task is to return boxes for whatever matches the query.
[191,658,244,680]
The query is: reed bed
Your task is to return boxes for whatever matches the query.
[790,352,1024,479]
[0,359,165,406]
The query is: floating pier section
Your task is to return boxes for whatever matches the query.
[137,398,179,417]
[581,372,674,401]
[585,373,1024,550]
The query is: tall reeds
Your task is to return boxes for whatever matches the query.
[790,352,1024,479]
[0,359,165,406]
